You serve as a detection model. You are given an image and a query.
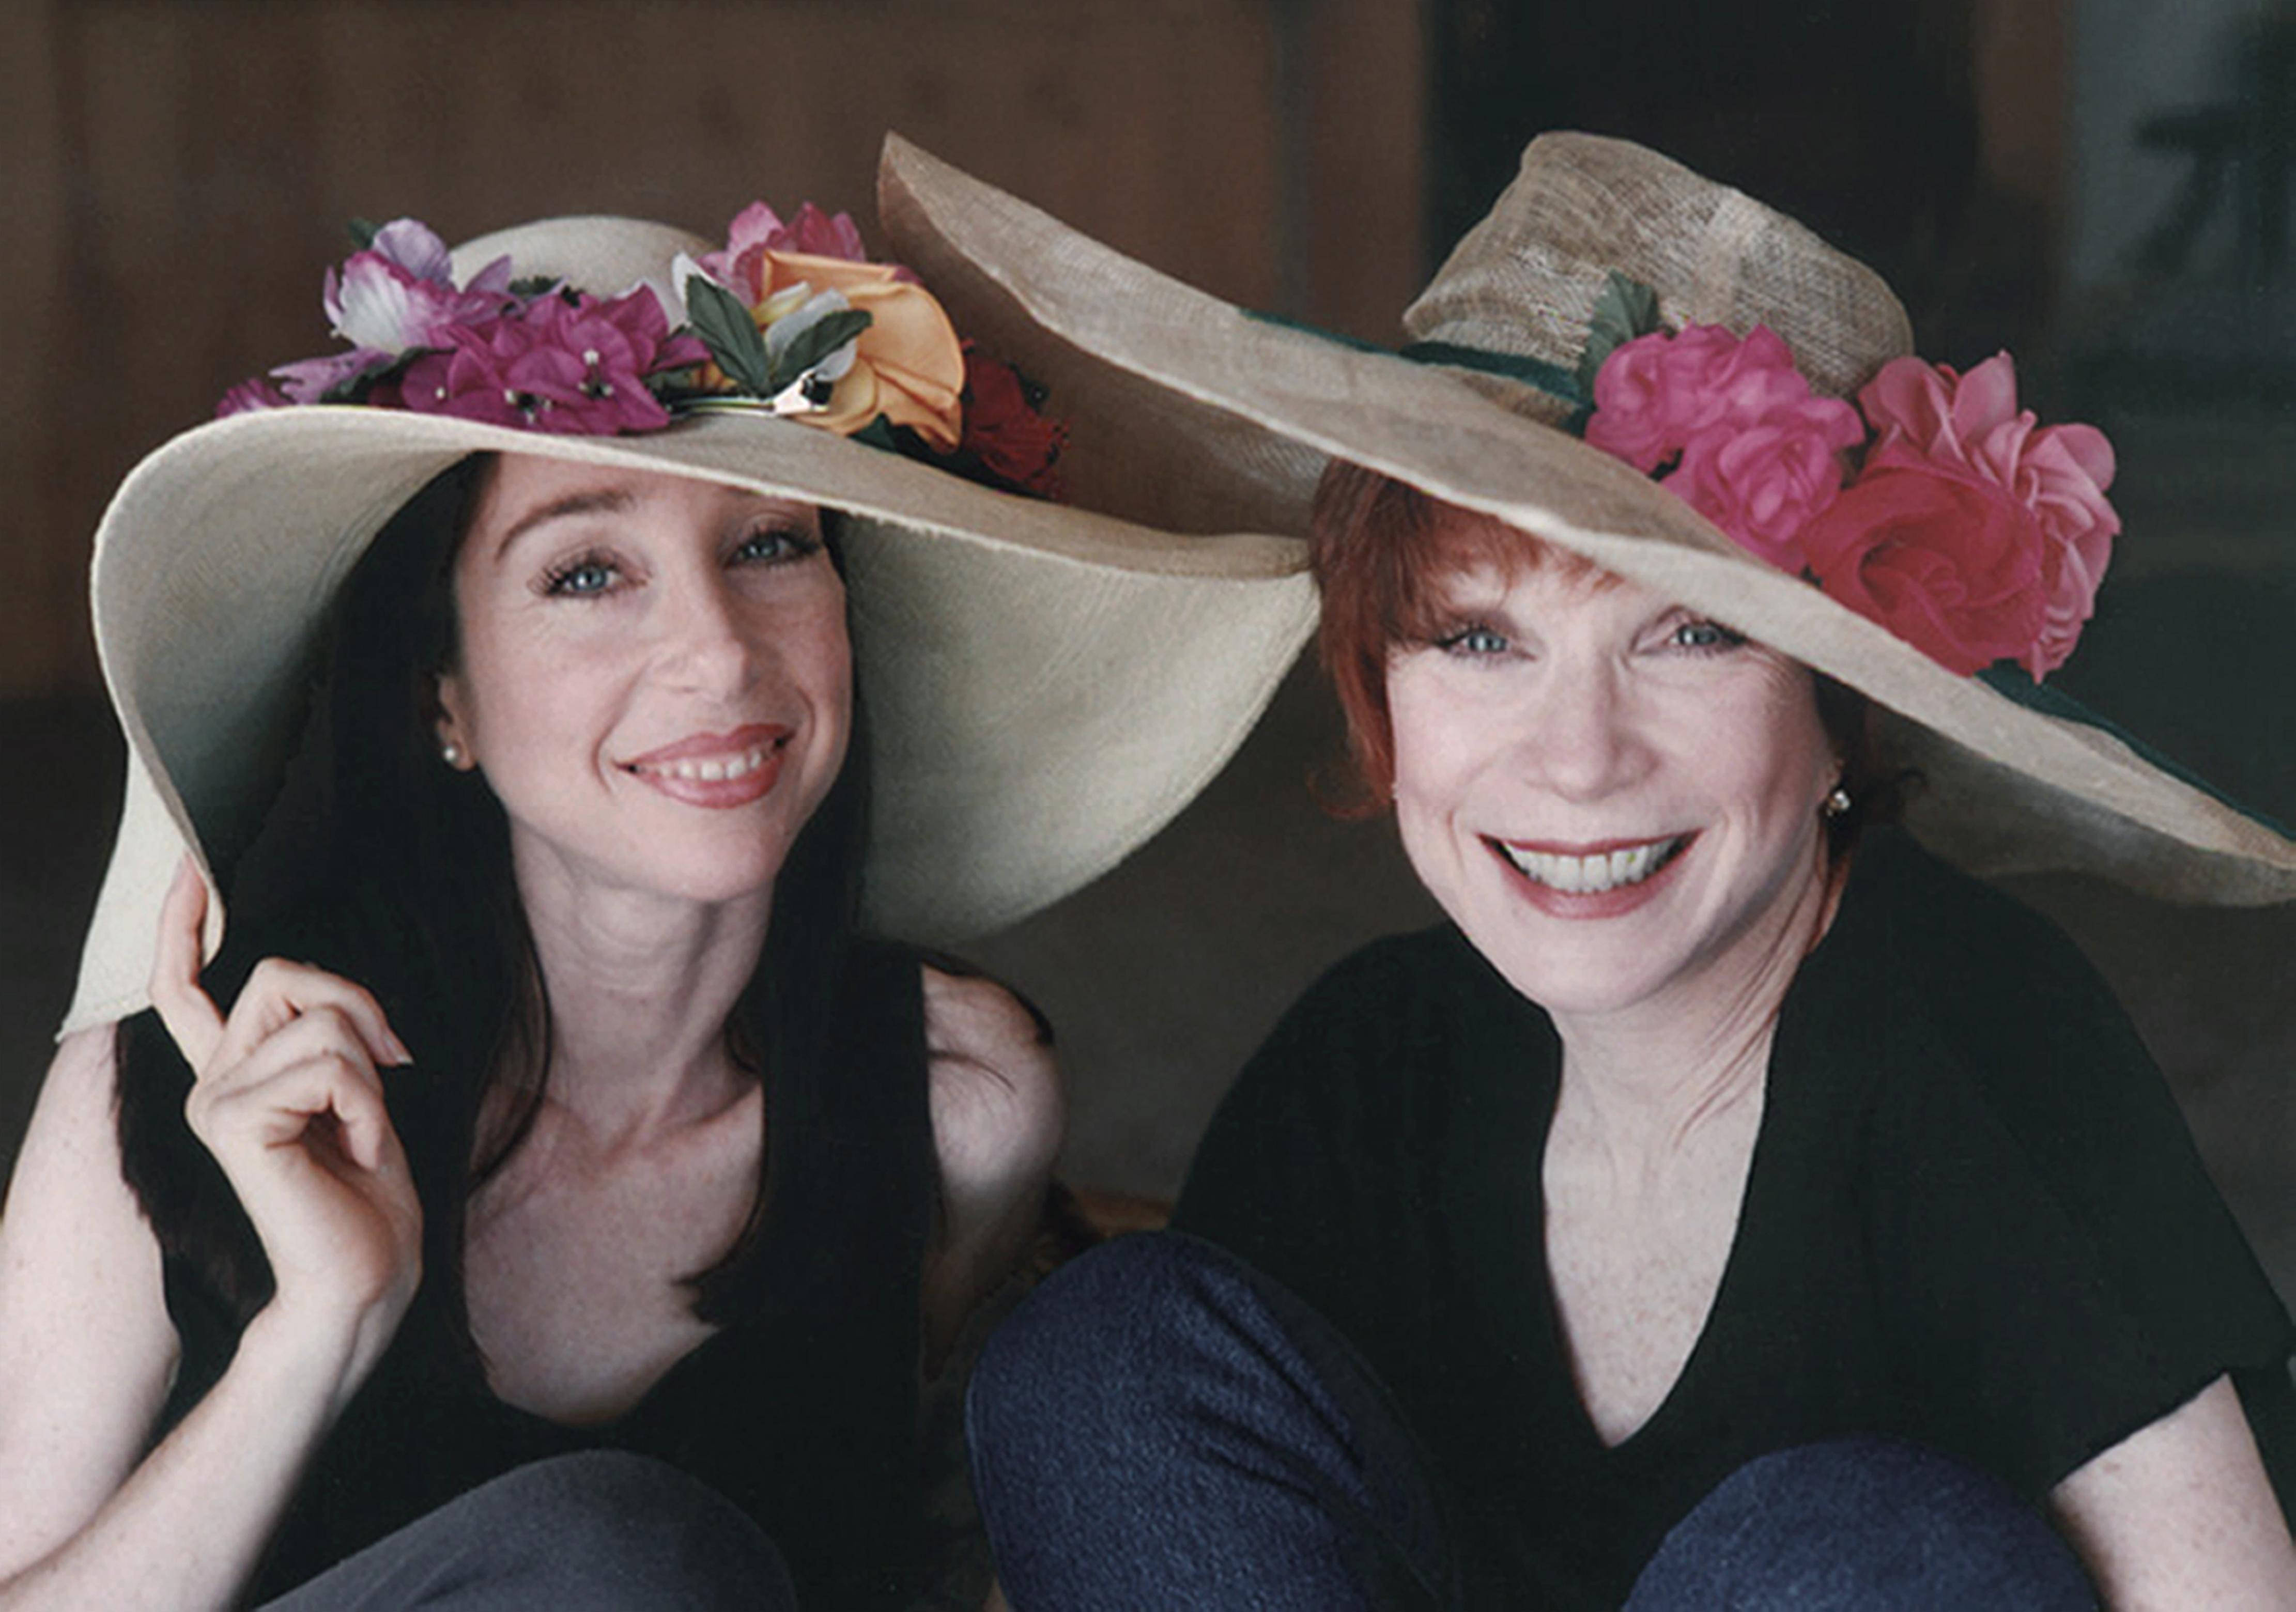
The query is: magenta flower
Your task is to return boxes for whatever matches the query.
[697,198,920,304]
[767,201,869,262]
[402,288,706,435]
[268,348,399,405]
[325,219,516,354]
[217,375,292,416]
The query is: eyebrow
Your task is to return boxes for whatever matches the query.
[487,488,639,563]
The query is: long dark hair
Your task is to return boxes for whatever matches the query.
[115,455,870,1334]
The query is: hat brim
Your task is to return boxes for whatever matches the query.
[878,134,2296,907]
[66,401,1315,1033]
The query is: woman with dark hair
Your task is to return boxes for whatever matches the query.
[0,188,1315,1608]
[880,136,2296,1606]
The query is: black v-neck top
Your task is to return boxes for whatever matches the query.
[136,938,936,1610]
[1174,832,2295,1609]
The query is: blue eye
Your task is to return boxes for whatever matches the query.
[544,556,618,597]
[1669,618,1746,652]
[731,526,820,566]
[1438,625,1511,658]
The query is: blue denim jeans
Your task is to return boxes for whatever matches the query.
[967,1232,2097,1611]
[259,1451,797,1610]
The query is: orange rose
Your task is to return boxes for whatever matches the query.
[748,250,964,449]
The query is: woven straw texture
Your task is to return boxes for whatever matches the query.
[881,131,2296,906]
[64,213,1319,1034]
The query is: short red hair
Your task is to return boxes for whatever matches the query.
[1309,459,1612,810]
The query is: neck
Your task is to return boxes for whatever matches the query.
[1549,845,1843,1155]
[507,842,775,1150]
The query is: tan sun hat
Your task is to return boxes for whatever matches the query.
[877,130,2296,906]
[64,204,1316,1035]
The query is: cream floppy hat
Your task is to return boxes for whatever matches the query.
[875,131,2296,907]
[64,202,1316,1034]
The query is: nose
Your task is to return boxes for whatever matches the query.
[1517,655,1651,801]
[651,568,760,697]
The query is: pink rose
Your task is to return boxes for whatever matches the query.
[1798,466,2049,675]
[699,200,904,295]
[1587,324,1821,472]
[1588,324,1862,569]
[1856,354,2117,677]
[1673,400,1866,571]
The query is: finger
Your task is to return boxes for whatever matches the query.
[215,958,415,1074]
[190,1013,394,1169]
[150,856,226,1073]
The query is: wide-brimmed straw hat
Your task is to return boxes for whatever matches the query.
[63,197,1316,1035]
[876,131,2296,906]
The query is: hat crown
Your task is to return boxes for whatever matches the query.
[450,214,712,295]
[1403,132,1914,406]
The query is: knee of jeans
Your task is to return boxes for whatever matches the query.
[1701,1438,2027,1529]
[1632,1439,2094,1611]
[969,1233,1222,1447]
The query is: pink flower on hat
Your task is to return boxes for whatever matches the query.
[208,202,1067,495]
[1585,320,2118,680]
[1847,354,2118,678]
[326,219,517,357]
[700,200,877,286]
[1799,468,2049,675]
[401,288,705,435]
[1587,324,1862,570]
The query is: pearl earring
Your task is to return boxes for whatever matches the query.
[1821,783,1853,820]
[441,742,464,768]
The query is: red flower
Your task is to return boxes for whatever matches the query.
[1855,354,2116,678]
[1798,466,2048,676]
[959,347,1067,499]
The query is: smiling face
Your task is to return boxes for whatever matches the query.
[433,454,851,912]
[1383,513,1840,1024]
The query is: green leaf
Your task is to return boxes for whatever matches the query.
[771,308,873,390]
[1575,271,1665,394]
[507,275,561,301]
[348,218,381,250]
[684,276,775,396]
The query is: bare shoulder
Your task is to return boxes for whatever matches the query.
[919,964,1064,1199]
[0,1026,179,1574]
[917,966,1064,1361]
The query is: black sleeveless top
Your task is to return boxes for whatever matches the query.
[126,938,937,1610]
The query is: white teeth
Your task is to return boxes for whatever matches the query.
[1499,836,1684,894]
[642,746,769,783]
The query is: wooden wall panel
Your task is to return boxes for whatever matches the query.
[6,0,1426,695]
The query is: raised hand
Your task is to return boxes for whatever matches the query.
[148,859,424,1385]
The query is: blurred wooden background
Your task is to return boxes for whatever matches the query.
[1,0,1424,698]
